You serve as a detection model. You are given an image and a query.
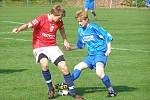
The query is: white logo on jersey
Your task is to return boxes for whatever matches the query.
[32,19,39,25]
[83,35,94,41]
[98,34,104,40]
[50,24,54,32]
[42,33,55,39]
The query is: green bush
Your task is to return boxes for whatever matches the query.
[137,0,145,7]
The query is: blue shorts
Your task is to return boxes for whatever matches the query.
[84,1,95,10]
[84,54,107,70]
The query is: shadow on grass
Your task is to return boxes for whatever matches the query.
[53,85,137,99]
[76,85,138,95]
[0,68,28,74]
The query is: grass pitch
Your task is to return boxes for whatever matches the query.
[0,7,150,100]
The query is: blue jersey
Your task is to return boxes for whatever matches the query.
[77,22,113,56]
[84,0,95,10]
[85,0,94,2]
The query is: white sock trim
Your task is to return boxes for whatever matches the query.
[68,86,75,90]
[46,80,52,83]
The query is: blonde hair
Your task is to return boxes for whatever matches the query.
[50,5,65,17]
[75,10,88,21]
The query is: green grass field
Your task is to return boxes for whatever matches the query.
[0,6,150,100]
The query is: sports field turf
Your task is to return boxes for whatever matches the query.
[0,6,150,100]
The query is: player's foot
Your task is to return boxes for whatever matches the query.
[48,89,55,99]
[107,90,117,97]
[74,94,84,100]
[68,89,84,100]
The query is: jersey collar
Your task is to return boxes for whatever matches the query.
[48,14,54,23]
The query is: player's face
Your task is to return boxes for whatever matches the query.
[78,19,88,28]
[53,16,63,22]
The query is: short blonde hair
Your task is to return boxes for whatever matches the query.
[50,5,65,17]
[75,10,88,21]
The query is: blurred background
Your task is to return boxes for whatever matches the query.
[0,0,146,8]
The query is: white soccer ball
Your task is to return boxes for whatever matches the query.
[58,89,69,96]
[55,82,69,96]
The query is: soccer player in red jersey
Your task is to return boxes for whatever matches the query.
[12,5,83,100]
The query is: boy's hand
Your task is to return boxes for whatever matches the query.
[63,46,71,51]
[12,28,18,33]
[105,49,111,56]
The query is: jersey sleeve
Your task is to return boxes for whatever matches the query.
[93,24,113,43]
[31,16,42,28]
[77,28,85,49]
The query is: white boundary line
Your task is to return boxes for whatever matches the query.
[0,21,24,24]
[3,37,31,42]
[0,37,150,53]
[0,31,32,36]
[111,48,150,53]
[0,20,150,53]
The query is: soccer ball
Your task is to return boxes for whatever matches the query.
[58,89,69,96]
[55,82,69,96]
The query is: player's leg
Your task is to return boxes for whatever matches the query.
[84,1,89,17]
[89,1,96,18]
[48,46,75,93]
[91,10,96,18]
[145,0,150,9]
[72,62,88,81]
[56,57,83,99]
[38,53,55,99]
[84,8,89,17]
[96,62,116,97]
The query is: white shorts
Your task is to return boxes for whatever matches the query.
[33,46,64,63]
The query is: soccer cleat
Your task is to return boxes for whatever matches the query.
[74,94,84,100]
[48,89,55,99]
[68,89,84,100]
[107,90,117,97]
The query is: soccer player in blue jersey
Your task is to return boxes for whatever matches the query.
[145,0,150,8]
[64,10,117,97]
[84,0,97,19]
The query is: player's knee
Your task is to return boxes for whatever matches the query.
[96,70,105,79]
[39,54,49,71]
[74,64,82,71]
[40,61,49,71]
[74,62,87,71]
[61,66,69,75]
[97,73,104,78]
[58,61,69,75]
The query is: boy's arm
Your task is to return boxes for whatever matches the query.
[63,44,78,51]
[59,26,70,49]
[105,41,111,56]
[12,22,32,33]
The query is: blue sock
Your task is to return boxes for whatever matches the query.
[42,70,53,90]
[64,73,76,94]
[101,75,112,88]
[64,73,74,87]
[92,11,96,17]
[72,69,81,81]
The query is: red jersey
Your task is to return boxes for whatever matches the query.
[31,14,63,49]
